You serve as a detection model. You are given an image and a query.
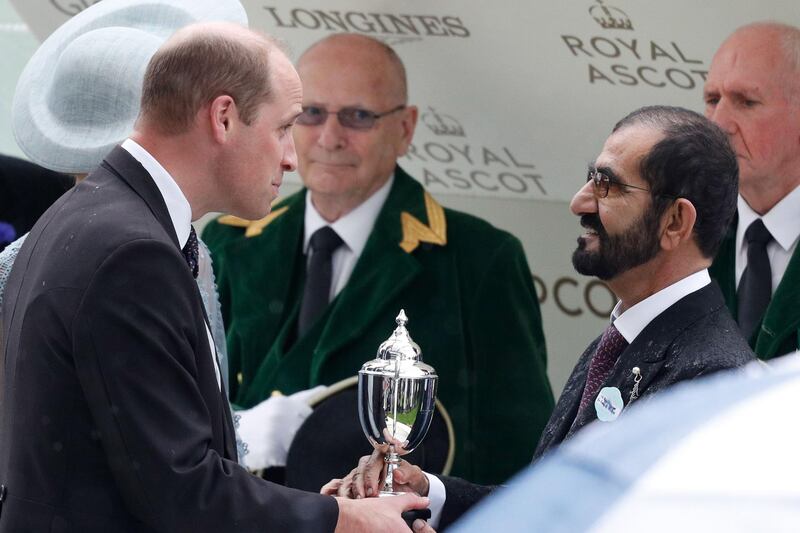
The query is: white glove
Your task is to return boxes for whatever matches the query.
[236,385,328,470]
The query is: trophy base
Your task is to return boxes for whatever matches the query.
[377,491,405,497]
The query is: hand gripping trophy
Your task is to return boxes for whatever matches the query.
[358,310,438,497]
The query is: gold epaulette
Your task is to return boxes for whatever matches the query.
[399,192,447,253]
[217,206,289,238]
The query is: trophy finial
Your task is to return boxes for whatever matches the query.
[373,310,422,361]
[396,309,408,326]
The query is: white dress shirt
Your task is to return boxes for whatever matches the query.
[426,269,713,525]
[121,139,221,389]
[735,187,800,294]
[612,269,711,343]
[303,173,394,299]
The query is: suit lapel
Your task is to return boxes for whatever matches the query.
[756,244,800,358]
[102,146,219,331]
[224,193,305,354]
[571,282,726,432]
[544,340,596,446]
[102,146,180,249]
[103,146,237,458]
[310,169,426,382]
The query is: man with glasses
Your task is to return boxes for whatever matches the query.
[203,33,554,486]
[538,106,754,454]
[325,106,755,533]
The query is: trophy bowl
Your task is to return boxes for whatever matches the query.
[358,310,438,495]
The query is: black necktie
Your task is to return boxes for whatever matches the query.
[182,226,199,279]
[737,219,773,341]
[298,226,343,336]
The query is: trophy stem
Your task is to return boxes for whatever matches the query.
[382,445,400,494]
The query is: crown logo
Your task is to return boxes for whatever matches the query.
[50,0,101,17]
[422,107,465,137]
[589,0,633,31]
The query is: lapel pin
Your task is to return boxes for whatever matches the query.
[629,366,642,402]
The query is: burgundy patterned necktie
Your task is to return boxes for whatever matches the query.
[578,323,628,411]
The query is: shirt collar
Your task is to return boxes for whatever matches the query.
[737,185,800,253]
[121,138,193,248]
[611,269,711,343]
[303,173,394,256]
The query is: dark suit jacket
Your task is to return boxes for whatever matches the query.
[203,167,554,485]
[0,147,337,532]
[438,280,754,529]
[710,216,800,359]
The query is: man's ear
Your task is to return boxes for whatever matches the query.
[209,94,237,144]
[660,198,697,251]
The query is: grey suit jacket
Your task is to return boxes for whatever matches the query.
[438,280,754,529]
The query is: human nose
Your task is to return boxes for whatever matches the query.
[570,179,597,216]
[706,98,737,136]
[282,133,298,172]
[316,111,347,150]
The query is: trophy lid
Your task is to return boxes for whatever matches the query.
[375,310,421,362]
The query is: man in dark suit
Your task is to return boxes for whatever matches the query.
[326,106,755,532]
[0,13,426,533]
[203,33,553,485]
[704,22,800,360]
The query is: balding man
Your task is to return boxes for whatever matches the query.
[0,4,425,530]
[204,33,554,485]
[704,22,800,360]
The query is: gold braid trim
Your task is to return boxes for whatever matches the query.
[217,206,289,238]
[399,192,447,253]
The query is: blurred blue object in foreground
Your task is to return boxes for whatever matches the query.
[452,354,800,533]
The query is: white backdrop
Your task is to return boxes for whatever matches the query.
[6,0,800,392]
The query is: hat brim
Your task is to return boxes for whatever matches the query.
[12,0,248,174]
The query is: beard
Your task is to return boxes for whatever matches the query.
[571,210,662,280]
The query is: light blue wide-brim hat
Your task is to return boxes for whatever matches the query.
[12,0,248,174]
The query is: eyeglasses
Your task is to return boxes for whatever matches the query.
[296,104,405,130]
[588,168,660,199]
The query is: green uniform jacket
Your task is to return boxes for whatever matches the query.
[709,216,800,360]
[203,167,554,484]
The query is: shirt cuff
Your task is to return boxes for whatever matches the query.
[425,472,446,529]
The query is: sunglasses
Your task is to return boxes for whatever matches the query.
[296,104,405,130]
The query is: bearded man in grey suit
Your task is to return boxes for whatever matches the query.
[326,105,755,532]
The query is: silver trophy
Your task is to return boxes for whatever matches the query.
[358,310,438,495]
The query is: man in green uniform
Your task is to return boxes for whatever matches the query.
[704,22,800,360]
[203,33,553,485]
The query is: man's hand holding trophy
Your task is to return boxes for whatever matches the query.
[322,311,439,531]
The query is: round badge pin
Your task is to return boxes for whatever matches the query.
[595,386,624,422]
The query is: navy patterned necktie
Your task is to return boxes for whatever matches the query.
[182,226,199,279]
[298,226,344,336]
[737,219,773,341]
[579,323,628,411]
